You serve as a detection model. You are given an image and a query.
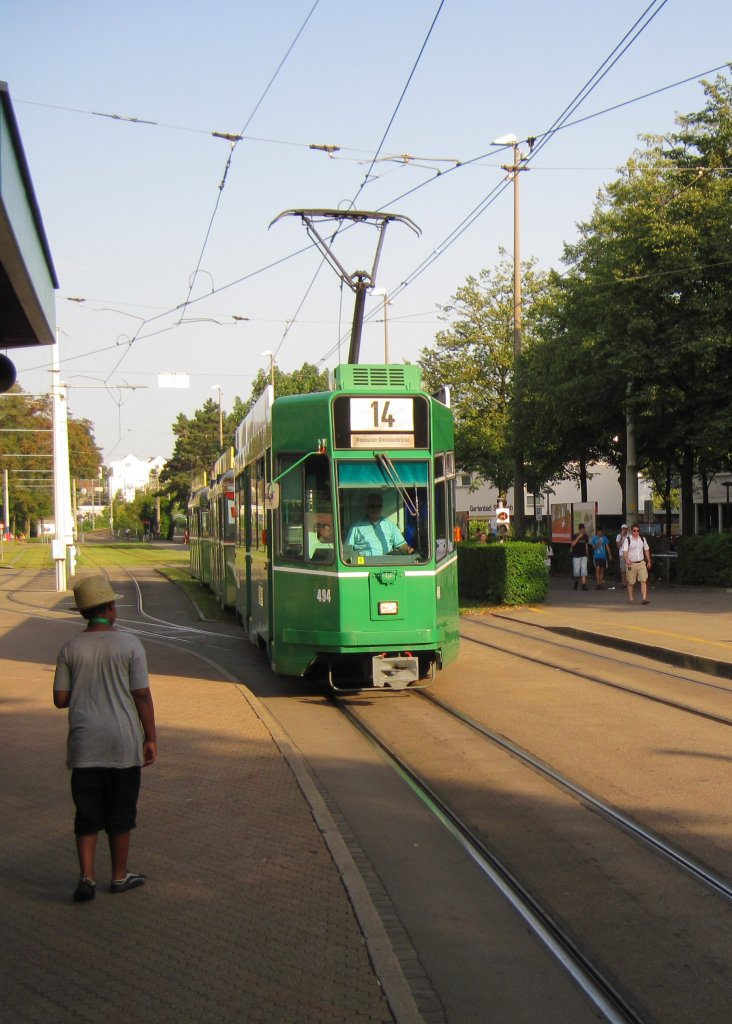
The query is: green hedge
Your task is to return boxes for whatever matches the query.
[457,541,549,605]
[676,533,732,586]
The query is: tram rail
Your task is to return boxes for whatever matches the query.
[339,698,644,1024]
[460,616,732,726]
[420,689,732,901]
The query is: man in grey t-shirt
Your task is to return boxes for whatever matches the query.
[54,577,157,902]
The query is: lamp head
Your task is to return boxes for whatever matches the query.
[492,133,518,146]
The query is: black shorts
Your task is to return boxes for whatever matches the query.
[71,767,141,836]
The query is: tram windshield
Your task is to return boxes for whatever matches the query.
[338,459,430,564]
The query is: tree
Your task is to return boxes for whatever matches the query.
[419,252,551,496]
[516,269,627,501]
[158,363,331,538]
[0,385,102,534]
[245,362,330,412]
[158,399,222,516]
[540,71,732,529]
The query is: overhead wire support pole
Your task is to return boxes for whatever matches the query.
[495,137,531,538]
[270,209,419,364]
[51,335,75,589]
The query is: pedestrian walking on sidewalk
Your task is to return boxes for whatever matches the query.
[53,577,157,902]
[616,525,629,586]
[570,523,591,591]
[590,526,612,589]
[621,526,653,605]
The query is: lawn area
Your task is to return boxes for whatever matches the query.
[1,540,231,621]
[0,539,189,571]
[76,542,190,569]
[0,541,54,569]
[157,566,234,622]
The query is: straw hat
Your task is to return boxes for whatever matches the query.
[73,577,122,611]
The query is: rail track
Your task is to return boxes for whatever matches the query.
[461,613,732,724]
[6,563,732,1021]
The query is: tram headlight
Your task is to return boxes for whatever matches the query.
[378,600,399,615]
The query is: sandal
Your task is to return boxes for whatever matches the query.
[73,877,96,902]
[110,871,146,893]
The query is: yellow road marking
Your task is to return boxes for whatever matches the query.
[498,607,732,653]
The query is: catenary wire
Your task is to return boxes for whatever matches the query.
[317,0,678,363]
[267,0,447,364]
[101,0,322,383]
[32,22,723,384]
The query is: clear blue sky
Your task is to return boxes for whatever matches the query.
[2,0,730,461]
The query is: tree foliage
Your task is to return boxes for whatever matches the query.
[246,362,330,412]
[158,362,331,523]
[419,251,551,495]
[0,385,102,532]
[546,72,732,526]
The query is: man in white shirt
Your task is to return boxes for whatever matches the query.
[622,525,652,604]
[345,493,413,558]
[615,524,629,586]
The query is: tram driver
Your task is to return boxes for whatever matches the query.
[345,492,414,558]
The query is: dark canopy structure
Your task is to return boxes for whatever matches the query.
[0,81,57,390]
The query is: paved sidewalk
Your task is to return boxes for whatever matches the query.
[0,573,418,1024]
[5,565,731,1024]
[496,576,732,677]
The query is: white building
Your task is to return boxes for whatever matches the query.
[457,463,732,537]
[106,454,166,503]
[456,463,654,535]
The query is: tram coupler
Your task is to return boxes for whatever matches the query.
[326,654,437,694]
[372,655,419,689]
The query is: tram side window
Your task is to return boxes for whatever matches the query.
[235,471,247,546]
[275,453,332,562]
[304,455,333,564]
[250,457,267,552]
[223,490,236,542]
[434,453,455,562]
[278,455,304,559]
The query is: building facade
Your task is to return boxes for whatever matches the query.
[106,454,166,503]
[455,463,655,538]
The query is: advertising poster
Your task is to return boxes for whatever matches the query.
[551,501,598,542]
[573,502,597,537]
[551,503,573,543]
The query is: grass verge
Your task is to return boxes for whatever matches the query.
[158,566,234,622]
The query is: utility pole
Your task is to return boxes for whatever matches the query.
[625,383,639,526]
[211,385,224,448]
[51,337,75,589]
[494,134,530,538]
[373,290,391,363]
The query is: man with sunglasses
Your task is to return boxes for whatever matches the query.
[621,525,653,604]
[345,492,414,557]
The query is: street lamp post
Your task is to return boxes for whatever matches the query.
[724,481,732,530]
[493,133,529,538]
[260,351,275,393]
[211,385,223,448]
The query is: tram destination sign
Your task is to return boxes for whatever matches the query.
[333,395,429,449]
[351,432,414,449]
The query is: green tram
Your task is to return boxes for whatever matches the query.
[208,448,237,609]
[232,362,459,691]
[187,474,211,587]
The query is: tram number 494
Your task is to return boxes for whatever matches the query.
[316,588,332,603]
